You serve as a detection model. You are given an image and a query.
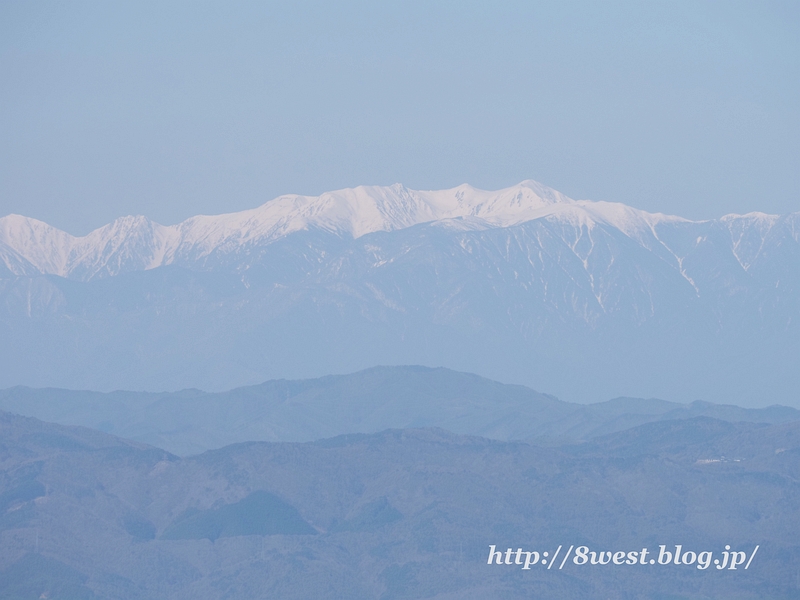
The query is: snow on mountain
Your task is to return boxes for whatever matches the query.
[0,214,75,276]
[167,179,689,249]
[2,180,800,405]
[3,179,797,285]
[0,180,695,281]
[0,213,177,280]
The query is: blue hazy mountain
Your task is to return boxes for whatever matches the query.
[2,180,800,405]
[1,366,797,455]
[1,411,798,599]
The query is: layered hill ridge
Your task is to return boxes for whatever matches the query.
[1,366,797,456]
[2,409,799,599]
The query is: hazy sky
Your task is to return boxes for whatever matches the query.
[1,1,798,235]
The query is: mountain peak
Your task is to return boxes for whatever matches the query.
[0,180,704,280]
[191,180,580,245]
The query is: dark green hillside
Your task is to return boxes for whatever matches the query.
[161,491,316,540]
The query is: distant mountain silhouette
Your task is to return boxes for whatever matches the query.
[1,366,797,455]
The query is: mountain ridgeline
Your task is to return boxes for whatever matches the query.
[2,180,799,405]
[1,366,798,456]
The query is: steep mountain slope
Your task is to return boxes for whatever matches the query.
[2,180,799,404]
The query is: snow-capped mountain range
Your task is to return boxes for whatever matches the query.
[0,180,703,279]
[1,180,799,406]
[1,179,794,283]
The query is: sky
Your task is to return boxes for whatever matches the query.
[1,1,798,235]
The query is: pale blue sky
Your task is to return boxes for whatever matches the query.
[1,1,798,234]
